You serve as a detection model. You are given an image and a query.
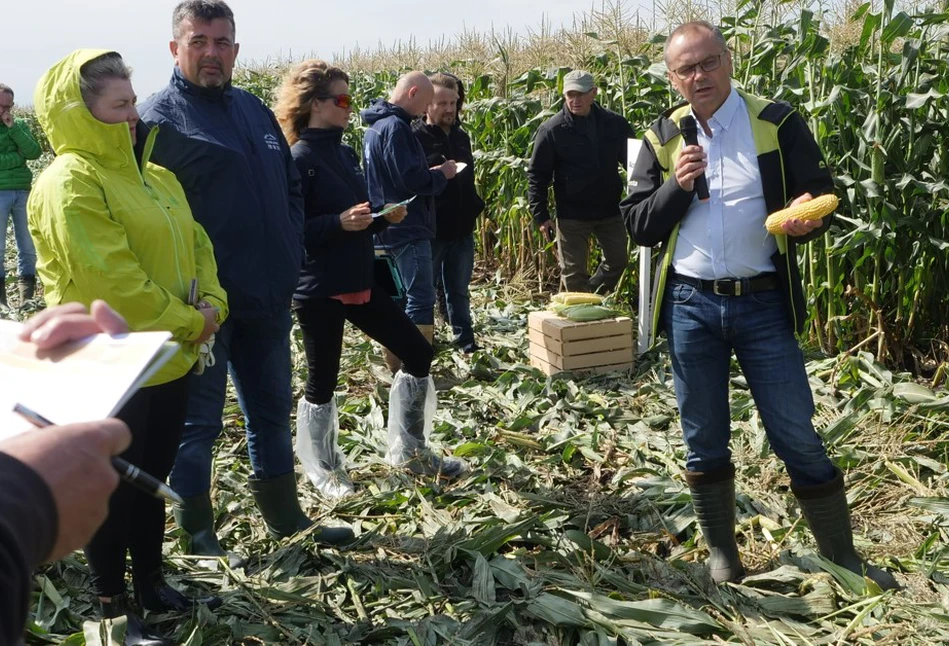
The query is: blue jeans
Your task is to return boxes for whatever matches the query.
[170,312,295,497]
[391,239,435,326]
[431,234,475,347]
[661,278,836,487]
[0,189,36,277]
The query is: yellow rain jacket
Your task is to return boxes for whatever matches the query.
[28,49,228,386]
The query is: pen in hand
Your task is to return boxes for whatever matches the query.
[12,403,185,505]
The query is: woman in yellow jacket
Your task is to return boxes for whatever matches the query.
[28,50,228,644]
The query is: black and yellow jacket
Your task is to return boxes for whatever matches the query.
[620,90,833,340]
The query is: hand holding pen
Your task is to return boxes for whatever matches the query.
[13,403,184,505]
[0,415,131,561]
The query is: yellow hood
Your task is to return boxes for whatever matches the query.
[34,49,136,168]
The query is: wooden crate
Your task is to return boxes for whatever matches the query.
[527,311,634,376]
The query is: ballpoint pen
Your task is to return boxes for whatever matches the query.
[12,403,185,505]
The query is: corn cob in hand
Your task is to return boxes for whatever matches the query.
[765,194,838,235]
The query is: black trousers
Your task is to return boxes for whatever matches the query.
[85,376,188,597]
[294,287,434,405]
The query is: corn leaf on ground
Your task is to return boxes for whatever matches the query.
[765,194,839,234]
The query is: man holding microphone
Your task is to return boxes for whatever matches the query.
[622,21,898,589]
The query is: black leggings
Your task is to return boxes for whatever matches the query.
[295,287,435,405]
[85,376,188,597]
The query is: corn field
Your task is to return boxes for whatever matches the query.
[6,1,949,645]
[230,0,949,370]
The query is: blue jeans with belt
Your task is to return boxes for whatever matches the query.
[170,312,296,497]
[661,276,836,487]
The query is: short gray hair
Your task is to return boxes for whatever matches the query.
[172,0,236,40]
[79,53,132,108]
[0,84,13,100]
[664,21,727,64]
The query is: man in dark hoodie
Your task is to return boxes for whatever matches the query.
[412,73,485,353]
[528,70,635,293]
[138,0,353,564]
[362,72,457,371]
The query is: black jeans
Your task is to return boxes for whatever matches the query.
[85,376,189,597]
[294,287,434,405]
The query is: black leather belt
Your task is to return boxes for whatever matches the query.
[670,271,780,296]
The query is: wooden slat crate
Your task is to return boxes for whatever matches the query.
[527,311,634,376]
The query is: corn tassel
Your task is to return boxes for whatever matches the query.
[764,194,839,234]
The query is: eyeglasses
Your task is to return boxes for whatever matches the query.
[316,93,353,109]
[671,52,727,80]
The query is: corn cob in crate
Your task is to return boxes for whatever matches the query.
[764,194,838,234]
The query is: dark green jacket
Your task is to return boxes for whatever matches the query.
[620,90,833,340]
[0,119,42,190]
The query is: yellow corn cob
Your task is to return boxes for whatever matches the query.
[551,292,605,306]
[764,194,839,234]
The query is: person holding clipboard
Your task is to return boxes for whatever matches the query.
[27,50,228,642]
[273,60,467,499]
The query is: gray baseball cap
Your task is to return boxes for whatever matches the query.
[563,70,595,93]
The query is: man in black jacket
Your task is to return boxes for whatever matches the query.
[527,70,634,293]
[413,74,485,352]
[621,20,898,590]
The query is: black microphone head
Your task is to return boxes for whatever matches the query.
[679,115,697,135]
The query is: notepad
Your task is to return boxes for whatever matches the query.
[0,320,178,441]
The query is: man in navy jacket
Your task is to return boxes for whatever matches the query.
[361,71,457,370]
[139,0,352,563]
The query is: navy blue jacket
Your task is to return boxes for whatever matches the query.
[360,99,446,247]
[139,68,305,318]
[412,120,485,241]
[291,128,389,300]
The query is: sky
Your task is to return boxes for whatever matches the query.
[6,0,599,106]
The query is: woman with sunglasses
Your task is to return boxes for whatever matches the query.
[273,60,467,498]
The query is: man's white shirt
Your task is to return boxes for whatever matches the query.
[672,87,776,280]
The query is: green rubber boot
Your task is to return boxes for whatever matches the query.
[173,493,245,569]
[793,469,900,591]
[684,464,746,584]
[248,472,354,547]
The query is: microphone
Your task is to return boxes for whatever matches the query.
[678,115,710,202]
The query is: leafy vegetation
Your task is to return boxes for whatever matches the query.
[19,279,949,645]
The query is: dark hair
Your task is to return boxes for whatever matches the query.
[664,21,727,64]
[79,53,132,108]
[273,60,350,146]
[0,84,13,100]
[438,72,466,115]
[172,0,236,40]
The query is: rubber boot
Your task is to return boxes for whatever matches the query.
[133,569,222,612]
[684,464,746,584]
[172,493,245,569]
[17,274,35,303]
[100,593,173,646]
[0,281,7,308]
[385,371,467,478]
[295,398,355,498]
[793,469,900,590]
[248,472,354,546]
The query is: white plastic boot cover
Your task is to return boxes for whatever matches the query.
[385,372,467,477]
[295,398,354,498]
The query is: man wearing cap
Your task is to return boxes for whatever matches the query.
[527,70,634,293]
